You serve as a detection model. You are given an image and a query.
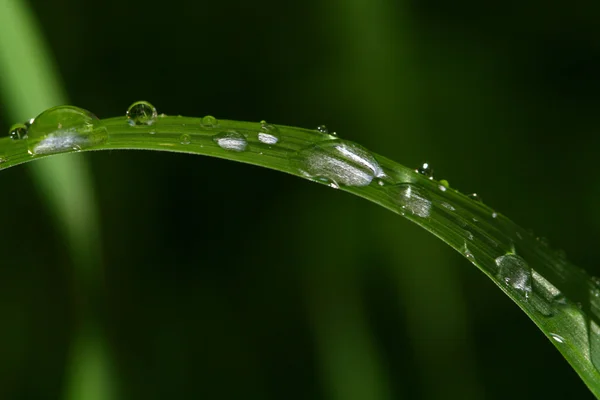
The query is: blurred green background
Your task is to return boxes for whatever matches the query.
[1,0,600,399]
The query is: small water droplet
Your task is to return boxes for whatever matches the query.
[416,162,434,179]
[492,212,498,218]
[468,193,483,202]
[180,134,191,145]
[495,253,532,299]
[378,180,385,186]
[550,333,565,344]
[9,122,28,140]
[464,243,476,262]
[27,105,107,155]
[126,101,157,126]
[292,139,384,187]
[213,131,247,152]
[202,115,218,127]
[441,202,456,211]
[396,183,431,218]
[465,230,474,241]
[258,121,280,144]
[316,125,329,134]
[439,179,450,188]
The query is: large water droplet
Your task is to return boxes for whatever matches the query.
[258,120,279,144]
[27,106,107,155]
[292,140,384,187]
[9,122,28,140]
[126,101,157,126]
[495,253,532,299]
[202,115,218,127]
[395,183,431,218]
[213,131,247,152]
[416,162,434,179]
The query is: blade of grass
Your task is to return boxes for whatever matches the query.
[0,1,115,399]
[1,111,598,395]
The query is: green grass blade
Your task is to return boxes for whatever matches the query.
[0,1,114,399]
[2,107,600,396]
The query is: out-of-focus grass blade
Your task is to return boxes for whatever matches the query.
[328,0,483,397]
[0,1,114,399]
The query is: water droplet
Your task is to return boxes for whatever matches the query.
[416,162,434,179]
[292,139,384,187]
[464,243,476,262]
[258,121,279,144]
[378,180,385,186]
[126,101,157,126]
[495,253,532,299]
[27,106,107,155]
[213,131,247,152]
[550,333,565,344]
[465,230,474,241]
[9,122,28,140]
[180,134,191,145]
[396,183,431,218]
[468,193,483,202]
[492,212,498,218]
[439,179,450,188]
[440,202,455,211]
[202,115,218,127]
[316,125,329,134]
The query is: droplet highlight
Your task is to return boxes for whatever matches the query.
[213,131,247,152]
[316,125,329,134]
[292,139,384,187]
[126,101,157,126]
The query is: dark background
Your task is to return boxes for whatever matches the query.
[1,0,600,399]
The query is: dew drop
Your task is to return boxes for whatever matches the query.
[292,139,384,187]
[316,125,329,134]
[550,333,565,344]
[464,243,476,263]
[213,131,247,152]
[395,183,432,218]
[468,193,483,202]
[416,162,434,179]
[492,211,498,218]
[441,202,456,211]
[27,106,107,155]
[495,253,532,299]
[202,115,218,127]
[9,122,28,140]
[258,120,280,144]
[126,101,157,126]
[180,134,191,145]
